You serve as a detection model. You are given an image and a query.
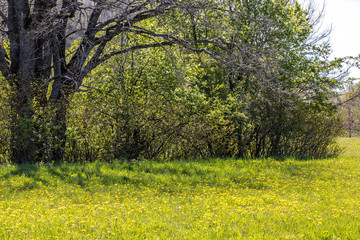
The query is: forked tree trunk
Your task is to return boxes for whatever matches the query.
[2,0,227,163]
[7,0,71,163]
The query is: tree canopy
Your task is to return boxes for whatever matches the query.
[0,0,348,163]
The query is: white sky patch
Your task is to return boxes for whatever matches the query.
[305,0,360,78]
[320,0,360,58]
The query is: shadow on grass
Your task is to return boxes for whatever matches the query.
[1,162,148,192]
[1,156,331,193]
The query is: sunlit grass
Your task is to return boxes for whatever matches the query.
[0,140,360,239]
[338,137,360,157]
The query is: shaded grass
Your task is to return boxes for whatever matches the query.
[0,139,359,239]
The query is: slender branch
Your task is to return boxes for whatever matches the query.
[79,41,175,82]
[337,92,360,106]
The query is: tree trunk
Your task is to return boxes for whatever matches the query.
[7,0,71,163]
[9,87,36,164]
[49,98,69,162]
[8,0,37,163]
[48,75,75,162]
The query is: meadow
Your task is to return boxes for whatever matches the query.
[0,138,360,239]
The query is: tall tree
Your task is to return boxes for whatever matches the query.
[0,0,221,163]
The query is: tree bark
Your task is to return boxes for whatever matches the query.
[9,86,36,164]
[49,76,74,162]
[8,0,37,163]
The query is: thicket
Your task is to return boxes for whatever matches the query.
[63,54,342,161]
[0,0,346,163]
[337,83,360,137]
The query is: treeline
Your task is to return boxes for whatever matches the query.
[63,52,342,161]
[337,83,360,137]
[0,0,347,163]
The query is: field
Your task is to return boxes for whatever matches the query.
[0,138,360,239]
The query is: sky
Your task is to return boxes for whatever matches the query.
[311,0,360,77]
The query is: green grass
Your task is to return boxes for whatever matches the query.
[0,139,359,239]
[338,137,360,158]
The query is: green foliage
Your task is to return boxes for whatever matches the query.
[337,83,360,137]
[61,0,344,161]
[0,76,10,163]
